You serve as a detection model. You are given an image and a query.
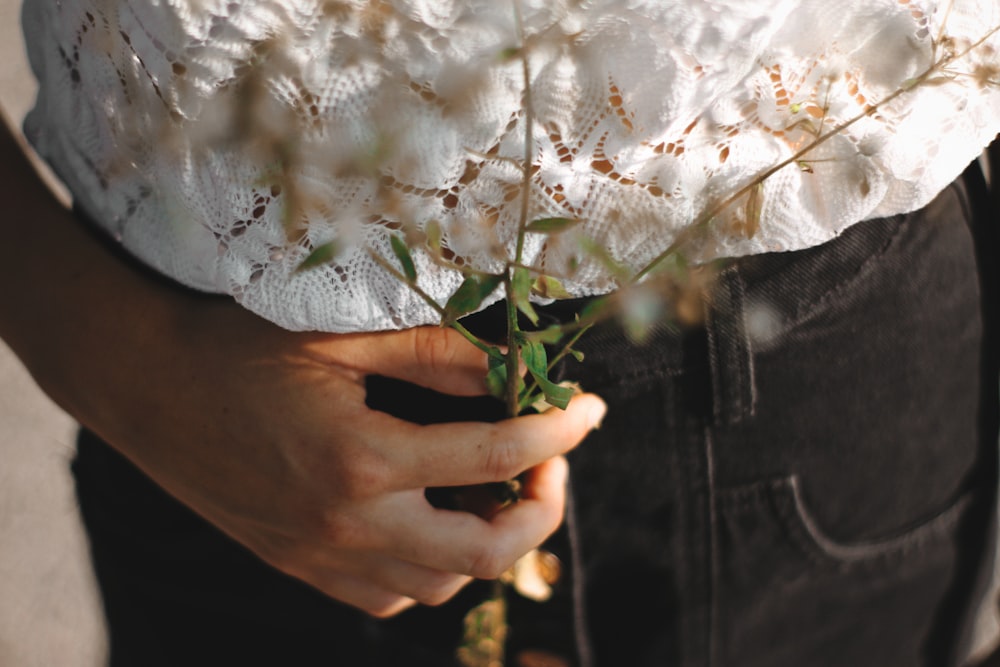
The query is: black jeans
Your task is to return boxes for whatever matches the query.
[73,174,998,667]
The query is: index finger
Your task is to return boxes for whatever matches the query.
[359,393,606,490]
[311,326,492,397]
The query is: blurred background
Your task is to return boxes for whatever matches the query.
[0,1,107,665]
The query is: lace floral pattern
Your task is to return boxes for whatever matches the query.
[22,0,1000,331]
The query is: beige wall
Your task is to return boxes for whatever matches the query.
[0,1,107,665]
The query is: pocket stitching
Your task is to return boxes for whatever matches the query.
[717,474,972,572]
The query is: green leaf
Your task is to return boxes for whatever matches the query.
[425,220,443,253]
[532,275,573,300]
[390,235,417,283]
[294,241,340,273]
[498,46,522,61]
[485,353,524,402]
[525,325,565,345]
[569,348,585,363]
[536,376,575,410]
[519,337,548,377]
[443,274,504,324]
[520,338,574,410]
[485,355,508,401]
[525,217,581,234]
[512,268,540,325]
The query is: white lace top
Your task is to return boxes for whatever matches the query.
[22,0,1000,332]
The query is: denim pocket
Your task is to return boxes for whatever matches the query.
[712,475,975,667]
[718,475,972,574]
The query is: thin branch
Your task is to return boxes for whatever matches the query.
[632,22,1000,284]
[367,249,497,356]
[936,0,957,47]
[504,277,521,418]
[513,0,534,266]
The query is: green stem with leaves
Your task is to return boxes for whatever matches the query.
[503,280,521,418]
[366,251,498,358]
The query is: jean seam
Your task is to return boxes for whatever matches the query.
[707,268,756,426]
[716,476,974,572]
[706,426,721,667]
[779,476,972,568]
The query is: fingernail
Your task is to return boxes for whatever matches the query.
[588,401,607,430]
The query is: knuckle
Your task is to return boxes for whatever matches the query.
[329,448,390,500]
[481,429,523,481]
[413,327,456,374]
[319,510,370,550]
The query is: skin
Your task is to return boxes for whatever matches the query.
[0,115,607,617]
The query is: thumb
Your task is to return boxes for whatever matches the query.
[326,326,491,397]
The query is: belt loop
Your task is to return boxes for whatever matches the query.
[706,267,757,426]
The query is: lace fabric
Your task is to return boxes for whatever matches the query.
[21,0,1000,331]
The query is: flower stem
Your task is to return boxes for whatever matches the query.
[504,275,521,418]
[632,22,1000,284]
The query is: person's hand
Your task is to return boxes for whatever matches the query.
[0,116,605,617]
[94,307,606,617]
